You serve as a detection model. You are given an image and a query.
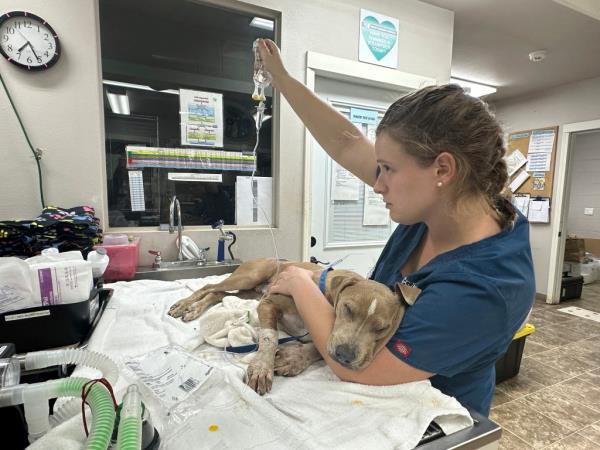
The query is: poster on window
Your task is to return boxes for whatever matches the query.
[180,89,223,147]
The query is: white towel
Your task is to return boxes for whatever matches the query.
[198,296,260,348]
[28,276,473,450]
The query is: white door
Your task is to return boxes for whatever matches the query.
[309,77,410,277]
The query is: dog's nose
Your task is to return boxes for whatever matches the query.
[334,344,356,365]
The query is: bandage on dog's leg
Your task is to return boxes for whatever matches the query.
[274,343,321,377]
[246,328,278,395]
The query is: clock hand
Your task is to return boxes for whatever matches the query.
[28,43,40,60]
[18,41,29,52]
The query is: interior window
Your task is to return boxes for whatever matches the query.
[99,0,276,227]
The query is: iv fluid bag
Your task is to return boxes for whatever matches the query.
[253,40,272,89]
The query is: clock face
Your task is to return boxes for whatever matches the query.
[0,11,60,70]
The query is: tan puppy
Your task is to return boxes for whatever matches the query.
[168,258,419,394]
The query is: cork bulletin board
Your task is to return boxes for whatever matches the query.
[506,126,558,198]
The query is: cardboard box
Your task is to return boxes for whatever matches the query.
[565,238,586,262]
[585,239,600,258]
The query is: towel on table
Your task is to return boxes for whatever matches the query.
[28,275,473,450]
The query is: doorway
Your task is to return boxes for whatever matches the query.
[309,78,405,276]
[299,51,436,275]
[547,120,600,303]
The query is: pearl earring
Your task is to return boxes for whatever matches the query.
[436,181,443,188]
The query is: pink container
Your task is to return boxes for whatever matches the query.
[95,237,140,281]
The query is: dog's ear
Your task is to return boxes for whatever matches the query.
[328,275,358,306]
[395,282,422,306]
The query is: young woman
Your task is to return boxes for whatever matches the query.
[259,39,535,416]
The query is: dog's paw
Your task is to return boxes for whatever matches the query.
[182,305,204,322]
[168,298,192,318]
[246,358,274,395]
[274,344,310,377]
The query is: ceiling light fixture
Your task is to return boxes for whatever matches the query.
[106,92,130,115]
[250,17,274,30]
[450,77,497,97]
[103,80,179,95]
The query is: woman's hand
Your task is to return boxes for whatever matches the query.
[257,38,289,90]
[269,266,315,297]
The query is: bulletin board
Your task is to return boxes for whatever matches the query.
[506,126,558,198]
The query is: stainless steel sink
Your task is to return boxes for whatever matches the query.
[133,259,242,281]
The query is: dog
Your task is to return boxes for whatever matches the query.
[168,258,419,394]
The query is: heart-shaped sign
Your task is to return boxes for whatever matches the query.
[361,16,397,61]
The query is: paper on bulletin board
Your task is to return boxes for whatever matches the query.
[236,176,272,226]
[363,185,389,226]
[504,149,528,177]
[511,194,530,217]
[359,9,399,69]
[531,172,546,191]
[180,89,223,147]
[528,129,555,153]
[528,197,550,223]
[526,129,554,171]
[509,170,530,193]
[526,152,551,172]
[331,161,360,201]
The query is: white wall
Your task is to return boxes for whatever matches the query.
[0,0,453,266]
[566,131,600,239]
[494,75,600,294]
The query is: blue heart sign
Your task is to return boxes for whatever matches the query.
[359,10,399,68]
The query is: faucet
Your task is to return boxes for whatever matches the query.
[169,195,184,261]
[211,219,237,262]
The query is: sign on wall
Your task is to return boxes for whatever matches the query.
[358,9,399,69]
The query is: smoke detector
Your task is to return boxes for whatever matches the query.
[528,50,547,62]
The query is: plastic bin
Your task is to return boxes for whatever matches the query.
[95,237,140,282]
[0,284,112,353]
[495,323,535,384]
[561,275,584,301]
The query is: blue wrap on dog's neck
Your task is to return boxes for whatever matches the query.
[319,268,333,294]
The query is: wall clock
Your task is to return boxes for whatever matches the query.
[0,11,60,70]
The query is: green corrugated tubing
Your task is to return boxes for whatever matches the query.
[117,416,142,450]
[57,378,116,450]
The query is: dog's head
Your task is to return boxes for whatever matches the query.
[325,274,419,370]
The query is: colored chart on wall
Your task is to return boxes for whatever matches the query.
[125,146,256,171]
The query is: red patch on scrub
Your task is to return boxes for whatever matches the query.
[394,340,412,357]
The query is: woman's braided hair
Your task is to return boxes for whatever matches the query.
[376,84,516,228]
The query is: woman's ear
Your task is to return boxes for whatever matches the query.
[434,151,457,184]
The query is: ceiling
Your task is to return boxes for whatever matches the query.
[422,0,600,101]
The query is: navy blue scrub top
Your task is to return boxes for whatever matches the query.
[371,212,535,416]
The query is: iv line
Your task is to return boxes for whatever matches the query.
[251,38,282,284]
[250,98,282,284]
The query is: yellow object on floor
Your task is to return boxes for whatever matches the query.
[513,323,535,340]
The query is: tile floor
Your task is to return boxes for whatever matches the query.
[491,282,600,449]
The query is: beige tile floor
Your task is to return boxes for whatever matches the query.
[491,281,600,449]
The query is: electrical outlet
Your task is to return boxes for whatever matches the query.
[584,208,594,216]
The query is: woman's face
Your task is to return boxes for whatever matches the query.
[373,132,439,224]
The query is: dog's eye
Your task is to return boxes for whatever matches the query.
[344,304,353,317]
[373,325,387,334]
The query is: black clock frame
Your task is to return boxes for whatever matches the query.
[0,10,60,71]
